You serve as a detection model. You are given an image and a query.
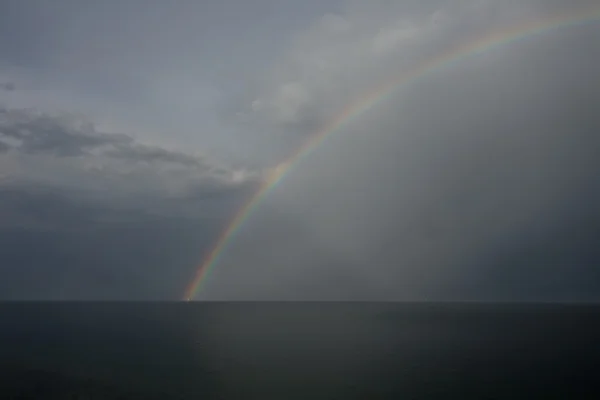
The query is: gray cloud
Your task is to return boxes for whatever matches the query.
[0,183,238,300]
[236,0,598,142]
[202,0,600,300]
[105,144,209,168]
[0,108,260,299]
[0,107,260,203]
[0,0,331,165]
[0,82,16,91]
[0,0,598,301]
[0,107,131,156]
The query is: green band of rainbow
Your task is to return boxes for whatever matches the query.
[183,6,600,301]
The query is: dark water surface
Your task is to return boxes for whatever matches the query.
[0,303,599,399]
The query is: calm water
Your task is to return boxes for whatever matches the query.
[1,303,599,399]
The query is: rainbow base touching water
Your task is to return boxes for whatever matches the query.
[183,6,600,301]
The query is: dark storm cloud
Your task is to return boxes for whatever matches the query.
[0,107,253,186]
[463,217,600,302]
[0,108,259,299]
[0,107,131,156]
[105,144,208,168]
[0,183,243,300]
[0,107,208,164]
[0,0,313,300]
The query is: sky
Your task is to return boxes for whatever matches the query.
[0,0,599,300]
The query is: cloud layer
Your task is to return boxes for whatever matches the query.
[0,0,598,300]
[203,0,600,300]
[0,106,259,299]
[0,106,261,207]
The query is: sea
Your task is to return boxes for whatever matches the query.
[0,303,599,399]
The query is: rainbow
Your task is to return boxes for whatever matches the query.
[183,6,600,300]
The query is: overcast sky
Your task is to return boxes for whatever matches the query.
[0,0,599,300]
